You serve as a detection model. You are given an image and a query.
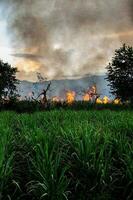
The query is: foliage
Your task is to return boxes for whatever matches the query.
[0,100,132,113]
[0,112,14,199]
[0,110,133,199]
[106,44,133,102]
[0,60,19,100]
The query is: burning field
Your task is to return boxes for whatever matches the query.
[0,81,132,200]
[0,110,133,199]
[0,0,133,199]
[16,82,122,108]
[51,85,121,105]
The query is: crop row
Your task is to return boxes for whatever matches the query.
[0,110,133,199]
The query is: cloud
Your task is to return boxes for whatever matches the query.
[0,0,133,81]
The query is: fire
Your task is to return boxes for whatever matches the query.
[14,83,123,106]
[88,85,97,100]
[96,96,110,104]
[95,96,123,105]
[113,98,121,104]
[103,96,110,104]
[81,85,121,105]
[96,97,103,104]
[83,93,90,101]
[83,85,97,102]
[66,90,76,104]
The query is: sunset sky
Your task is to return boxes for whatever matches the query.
[0,0,133,82]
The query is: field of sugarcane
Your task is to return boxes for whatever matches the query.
[0,110,133,200]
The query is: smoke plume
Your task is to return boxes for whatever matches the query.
[0,0,133,81]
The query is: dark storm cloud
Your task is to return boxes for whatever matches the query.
[0,0,133,81]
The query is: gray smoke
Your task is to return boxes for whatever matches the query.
[129,0,133,22]
[0,0,133,81]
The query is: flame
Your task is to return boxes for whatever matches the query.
[114,98,121,104]
[88,85,97,99]
[96,96,122,104]
[66,90,76,104]
[96,97,103,104]
[83,85,97,101]
[103,96,110,104]
[13,83,124,106]
[96,96,110,104]
[83,93,90,101]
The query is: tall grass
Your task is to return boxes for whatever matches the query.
[0,112,15,199]
[0,110,132,199]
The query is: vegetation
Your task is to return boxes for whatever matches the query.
[0,44,133,199]
[106,44,133,103]
[0,99,132,113]
[0,110,133,199]
[0,60,18,100]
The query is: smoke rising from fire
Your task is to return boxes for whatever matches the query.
[0,0,133,81]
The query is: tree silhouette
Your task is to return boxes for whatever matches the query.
[0,60,18,100]
[106,44,133,103]
[37,81,51,104]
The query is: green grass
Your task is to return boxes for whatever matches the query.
[0,110,133,199]
[0,112,15,199]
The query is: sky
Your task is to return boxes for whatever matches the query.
[0,0,133,82]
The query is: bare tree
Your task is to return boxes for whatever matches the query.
[37,81,51,105]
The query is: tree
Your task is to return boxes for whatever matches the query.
[37,81,51,104]
[106,44,133,103]
[0,59,19,100]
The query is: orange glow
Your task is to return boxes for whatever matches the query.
[103,96,110,104]
[66,90,76,104]
[96,98,103,104]
[16,60,41,73]
[83,85,97,101]
[83,93,90,101]
[114,98,121,104]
